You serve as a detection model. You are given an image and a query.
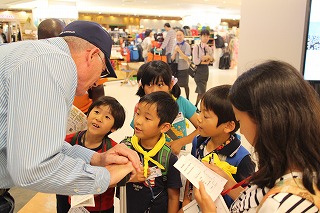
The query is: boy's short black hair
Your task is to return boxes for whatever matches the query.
[87,96,126,130]
[200,29,210,36]
[164,23,171,28]
[139,91,179,126]
[202,85,239,134]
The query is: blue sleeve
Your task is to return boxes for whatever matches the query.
[191,136,198,156]
[6,51,109,195]
[176,96,197,119]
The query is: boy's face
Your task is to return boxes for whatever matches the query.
[197,102,226,138]
[200,34,210,44]
[87,105,115,137]
[134,102,167,142]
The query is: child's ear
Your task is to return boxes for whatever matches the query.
[224,121,236,133]
[160,123,172,133]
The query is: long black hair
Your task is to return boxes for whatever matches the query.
[229,60,320,193]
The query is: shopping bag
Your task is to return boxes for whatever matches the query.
[147,48,167,63]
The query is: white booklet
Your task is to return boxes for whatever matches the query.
[67,194,95,213]
[66,105,87,134]
[174,154,229,213]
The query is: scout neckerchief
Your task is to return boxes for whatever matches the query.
[199,135,239,178]
[131,134,165,177]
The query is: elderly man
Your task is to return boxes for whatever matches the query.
[0,21,139,212]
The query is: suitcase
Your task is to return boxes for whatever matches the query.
[128,45,139,62]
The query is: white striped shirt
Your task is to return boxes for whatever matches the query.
[0,37,110,195]
[231,173,319,212]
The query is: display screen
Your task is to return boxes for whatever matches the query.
[303,0,320,81]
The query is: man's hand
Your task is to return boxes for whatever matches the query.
[194,181,217,213]
[91,144,141,172]
[106,162,134,186]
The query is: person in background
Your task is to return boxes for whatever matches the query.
[37,18,66,39]
[122,91,181,213]
[171,29,191,100]
[0,20,140,212]
[194,60,320,212]
[180,85,255,210]
[192,29,214,109]
[141,29,154,62]
[0,26,8,43]
[57,96,126,213]
[158,23,176,63]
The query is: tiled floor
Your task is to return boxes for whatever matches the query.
[10,65,255,212]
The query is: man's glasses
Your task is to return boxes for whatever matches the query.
[97,52,110,78]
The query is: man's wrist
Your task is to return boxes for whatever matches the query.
[90,152,101,166]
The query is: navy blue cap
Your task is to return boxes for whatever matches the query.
[59,20,117,78]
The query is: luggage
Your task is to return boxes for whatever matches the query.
[147,48,167,63]
[128,45,139,62]
[219,52,231,69]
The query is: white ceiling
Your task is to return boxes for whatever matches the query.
[0,0,242,19]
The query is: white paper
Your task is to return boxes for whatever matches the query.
[183,200,201,213]
[68,206,90,213]
[66,105,87,134]
[173,154,227,202]
[183,196,229,213]
[70,194,95,208]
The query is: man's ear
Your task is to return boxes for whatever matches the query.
[224,121,236,133]
[160,122,172,133]
[87,47,100,64]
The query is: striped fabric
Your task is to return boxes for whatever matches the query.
[161,29,176,56]
[0,37,110,195]
[231,173,319,212]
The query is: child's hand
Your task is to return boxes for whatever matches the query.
[128,166,147,182]
[166,140,182,155]
[194,181,216,213]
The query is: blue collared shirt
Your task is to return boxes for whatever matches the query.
[0,37,110,195]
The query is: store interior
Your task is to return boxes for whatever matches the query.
[0,0,316,212]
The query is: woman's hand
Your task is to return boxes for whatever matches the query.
[194,181,217,213]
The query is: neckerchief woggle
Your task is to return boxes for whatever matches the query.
[131,134,166,177]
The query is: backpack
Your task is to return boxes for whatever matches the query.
[219,52,231,69]
[121,137,171,178]
[215,34,225,48]
[70,131,112,151]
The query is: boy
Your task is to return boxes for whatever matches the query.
[57,96,126,213]
[183,85,255,208]
[122,91,182,213]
